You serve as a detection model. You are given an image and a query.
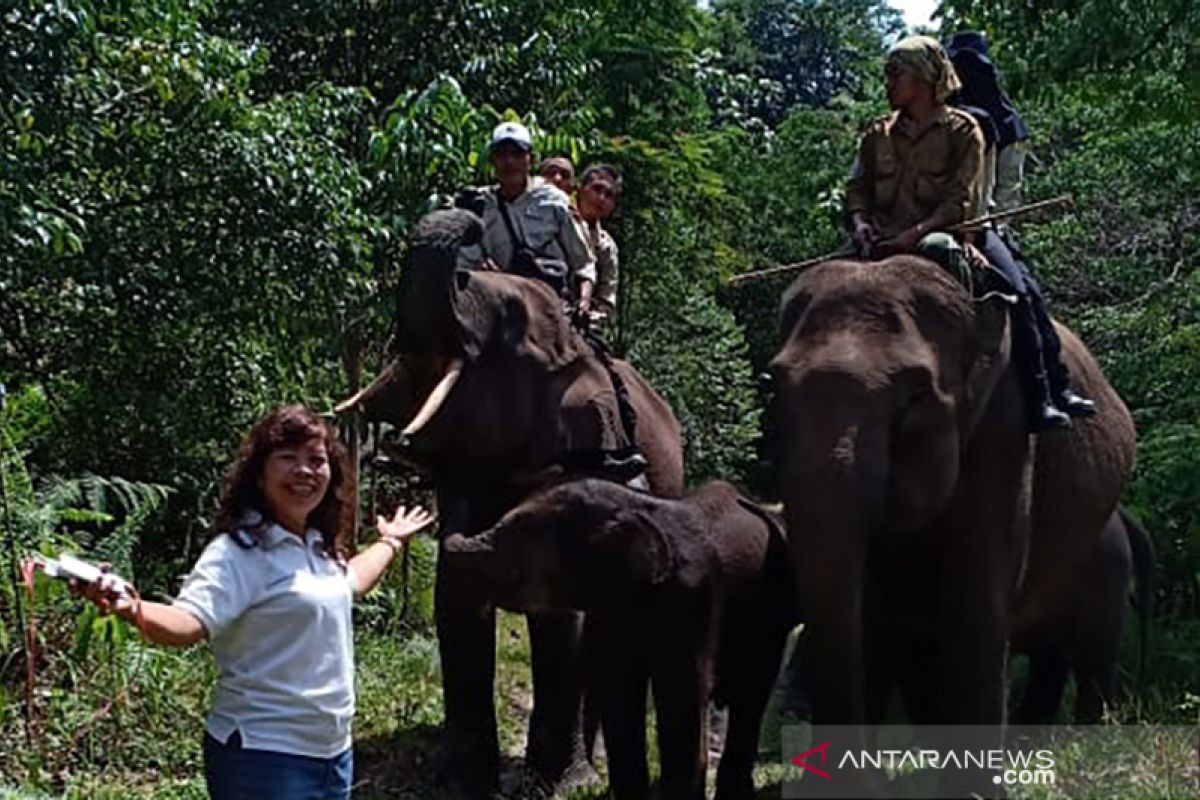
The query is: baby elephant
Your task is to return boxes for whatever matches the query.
[442,478,794,800]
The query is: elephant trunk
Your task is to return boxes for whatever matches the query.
[777,372,892,726]
[442,531,495,555]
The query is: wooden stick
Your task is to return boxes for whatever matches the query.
[725,246,856,286]
[725,195,1074,287]
[949,194,1074,232]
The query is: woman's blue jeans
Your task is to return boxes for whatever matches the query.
[203,730,353,800]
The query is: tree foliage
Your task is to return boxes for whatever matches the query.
[702,0,901,126]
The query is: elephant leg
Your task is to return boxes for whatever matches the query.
[595,625,651,800]
[1015,647,1069,725]
[582,618,603,764]
[1071,553,1128,724]
[652,651,709,800]
[714,629,787,800]
[525,610,589,783]
[795,532,867,726]
[935,411,1027,797]
[1072,658,1118,724]
[862,601,898,725]
[897,629,940,725]
[435,549,499,794]
[713,705,759,800]
[936,537,1012,723]
[790,515,882,796]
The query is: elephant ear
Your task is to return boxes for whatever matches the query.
[588,508,676,593]
[451,271,582,370]
[395,209,485,357]
[959,296,1012,435]
[777,281,814,345]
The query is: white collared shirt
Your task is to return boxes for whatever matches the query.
[173,515,355,758]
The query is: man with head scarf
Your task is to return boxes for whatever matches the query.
[845,35,1093,431]
[845,35,983,261]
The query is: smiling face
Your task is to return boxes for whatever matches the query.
[260,437,332,534]
[576,170,618,222]
[539,156,575,194]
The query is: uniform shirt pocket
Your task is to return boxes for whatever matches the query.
[523,203,562,254]
[915,144,951,206]
[873,149,900,209]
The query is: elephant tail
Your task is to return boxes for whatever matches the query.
[735,495,798,620]
[735,496,790,557]
[1120,507,1156,680]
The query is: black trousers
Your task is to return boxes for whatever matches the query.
[580,327,640,452]
[977,229,1070,396]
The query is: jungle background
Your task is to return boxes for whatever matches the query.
[1,0,1197,797]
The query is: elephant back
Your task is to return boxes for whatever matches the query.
[1018,322,1137,629]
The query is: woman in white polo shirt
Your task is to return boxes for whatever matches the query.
[77,404,434,799]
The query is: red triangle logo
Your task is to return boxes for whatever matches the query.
[791,740,833,780]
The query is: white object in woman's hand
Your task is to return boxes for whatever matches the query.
[376,505,436,548]
[69,563,138,619]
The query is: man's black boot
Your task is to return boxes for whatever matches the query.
[1019,353,1071,432]
[598,448,648,485]
[1044,352,1097,418]
[1034,400,1073,431]
[1028,374,1072,432]
[1055,388,1097,418]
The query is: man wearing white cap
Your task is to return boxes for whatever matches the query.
[457,121,646,483]
[457,122,597,320]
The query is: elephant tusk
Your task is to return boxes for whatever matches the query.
[401,357,464,437]
[334,362,399,415]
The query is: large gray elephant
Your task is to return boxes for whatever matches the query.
[338,209,684,795]
[769,255,1135,791]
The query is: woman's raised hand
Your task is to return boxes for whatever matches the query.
[376,505,436,548]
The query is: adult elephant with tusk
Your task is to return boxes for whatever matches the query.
[338,208,684,796]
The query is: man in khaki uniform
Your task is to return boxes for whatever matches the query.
[574,163,623,329]
[845,43,984,260]
[845,36,1092,431]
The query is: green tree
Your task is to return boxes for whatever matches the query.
[1,0,381,563]
[702,0,900,126]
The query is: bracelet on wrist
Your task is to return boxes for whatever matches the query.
[379,537,403,554]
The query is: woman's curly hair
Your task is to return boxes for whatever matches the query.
[212,405,355,559]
